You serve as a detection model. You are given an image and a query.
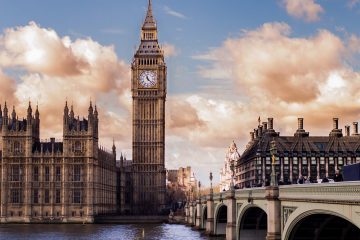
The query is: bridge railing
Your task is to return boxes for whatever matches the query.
[197,181,360,204]
[278,181,360,204]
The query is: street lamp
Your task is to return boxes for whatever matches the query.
[270,139,278,187]
[209,172,213,195]
[230,160,235,190]
[198,181,201,200]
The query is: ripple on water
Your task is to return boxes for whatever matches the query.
[0,224,225,240]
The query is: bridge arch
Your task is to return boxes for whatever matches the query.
[236,204,267,240]
[214,203,227,235]
[283,209,360,240]
[201,205,207,229]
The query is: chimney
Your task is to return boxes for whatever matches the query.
[345,125,350,136]
[50,137,55,143]
[255,129,259,139]
[333,118,339,130]
[268,118,274,130]
[329,118,342,137]
[353,122,359,135]
[298,118,304,130]
[250,132,254,141]
[262,122,268,131]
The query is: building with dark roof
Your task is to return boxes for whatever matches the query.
[236,117,360,188]
[0,102,117,223]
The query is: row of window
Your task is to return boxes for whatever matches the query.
[10,188,82,204]
[9,165,82,182]
[256,156,360,166]
[9,211,84,217]
[137,58,159,66]
[143,32,155,40]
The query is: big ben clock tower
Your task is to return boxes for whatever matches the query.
[131,0,166,214]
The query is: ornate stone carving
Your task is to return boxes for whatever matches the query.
[236,203,242,217]
[283,206,297,227]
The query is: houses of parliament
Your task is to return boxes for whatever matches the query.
[0,0,167,222]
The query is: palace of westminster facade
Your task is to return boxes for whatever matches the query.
[0,0,167,222]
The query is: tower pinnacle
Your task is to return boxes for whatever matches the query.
[143,0,156,30]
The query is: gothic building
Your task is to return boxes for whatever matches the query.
[131,0,167,214]
[220,141,240,191]
[236,117,360,188]
[0,102,117,223]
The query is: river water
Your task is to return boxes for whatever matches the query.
[0,224,225,240]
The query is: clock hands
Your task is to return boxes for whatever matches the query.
[140,71,156,87]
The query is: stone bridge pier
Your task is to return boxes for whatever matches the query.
[185,182,360,240]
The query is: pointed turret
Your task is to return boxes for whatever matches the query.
[112,139,116,161]
[112,139,116,153]
[0,104,2,129]
[27,101,32,124]
[3,102,8,127]
[88,101,93,115]
[94,105,98,119]
[142,0,156,30]
[35,104,39,119]
[120,152,124,168]
[64,101,69,116]
[3,102,8,117]
[27,101,32,116]
[70,104,74,120]
[11,106,16,121]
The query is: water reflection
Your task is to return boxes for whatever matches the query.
[0,224,225,240]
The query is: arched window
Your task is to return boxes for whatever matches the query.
[14,141,20,153]
[74,141,81,153]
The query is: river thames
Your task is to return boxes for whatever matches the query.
[0,224,225,240]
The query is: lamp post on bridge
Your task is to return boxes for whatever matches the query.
[230,160,235,190]
[209,172,213,196]
[266,138,281,240]
[270,139,278,187]
[198,181,201,200]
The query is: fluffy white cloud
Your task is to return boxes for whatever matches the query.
[282,0,324,22]
[0,22,131,151]
[162,43,179,58]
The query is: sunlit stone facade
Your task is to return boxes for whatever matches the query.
[236,117,360,188]
[0,102,117,223]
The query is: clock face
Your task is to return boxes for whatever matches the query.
[139,71,157,88]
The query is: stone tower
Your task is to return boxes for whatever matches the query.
[131,0,167,214]
[62,101,99,222]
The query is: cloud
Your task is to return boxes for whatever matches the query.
[347,0,360,8]
[195,22,346,103]
[164,6,187,19]
[282,0,324,22]
[162,43,179,57]
[169,22,360,183]
[167,96,205,131]
[0,22,88,76]
[0,69,17,104]
[0,22,131,151]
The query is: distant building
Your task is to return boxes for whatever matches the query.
[166,167,198,200]
[220,141,240,191]
[236,117,360,188]
[0,102,117,223]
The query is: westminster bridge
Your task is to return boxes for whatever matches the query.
[184,182,360,240]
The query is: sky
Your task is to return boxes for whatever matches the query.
[0,0,360,185]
